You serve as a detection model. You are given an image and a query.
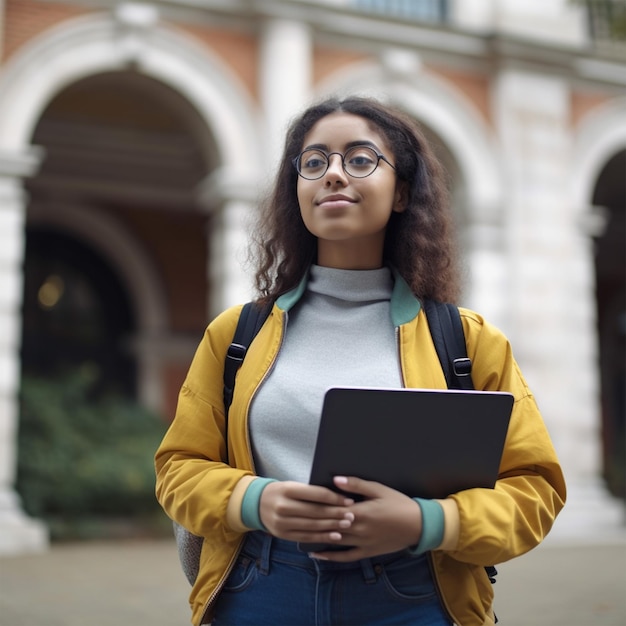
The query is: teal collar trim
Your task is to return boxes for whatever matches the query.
[275,273,308,311]
[390,266,421,326]
[275,266,421,326]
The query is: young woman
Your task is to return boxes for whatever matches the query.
[155,97,566,626]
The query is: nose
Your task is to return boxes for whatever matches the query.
[324,152,348,184]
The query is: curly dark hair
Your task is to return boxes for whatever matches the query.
[250,96,461,304]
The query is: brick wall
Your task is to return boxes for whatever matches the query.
[3,0,91,62]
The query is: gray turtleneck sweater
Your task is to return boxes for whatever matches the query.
[249,265,403,484]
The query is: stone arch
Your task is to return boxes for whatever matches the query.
[0,9,261,175]
[314,59,503,223]
[313,60,506,318]
[571,97,626,214]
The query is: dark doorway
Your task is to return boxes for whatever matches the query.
[593,149,626,499]
[21,226,136,398]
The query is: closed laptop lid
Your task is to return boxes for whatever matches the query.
[308,387,514,499]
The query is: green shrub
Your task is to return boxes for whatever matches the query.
[16,373,168,535]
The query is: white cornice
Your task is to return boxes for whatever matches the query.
[576,58,626,87]
[171,0,626,87]
[35,1,625,86]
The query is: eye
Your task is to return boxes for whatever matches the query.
[300,150,327,171]
[343,146,379,176]
[346,147,377,167]
[304,157,325,168]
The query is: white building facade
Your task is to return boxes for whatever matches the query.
[0,0,624,554]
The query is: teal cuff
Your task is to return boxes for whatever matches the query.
[409,498,445,555]
[241,478,278,531]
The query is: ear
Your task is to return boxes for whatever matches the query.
[393,181,408,213]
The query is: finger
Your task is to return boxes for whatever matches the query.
[274,512,355,533]
[282,502,355,522]
[284,481,355,507]
[282,528,348,545]
[333,475,387,498]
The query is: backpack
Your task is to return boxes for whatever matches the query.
[173,299,497,585]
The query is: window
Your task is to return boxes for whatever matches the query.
[352,0,448,23]
[583,0,626,55]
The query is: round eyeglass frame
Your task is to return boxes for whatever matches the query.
[292,145,396,180]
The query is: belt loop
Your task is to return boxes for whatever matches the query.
[258,532,272,575]
[360,558,377,584]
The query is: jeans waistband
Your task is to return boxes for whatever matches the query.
[241,531,419,582]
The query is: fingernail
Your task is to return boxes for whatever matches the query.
[334,476,348,485]
[344,511,355,522]
[329,532,342,541]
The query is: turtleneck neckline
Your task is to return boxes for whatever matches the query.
[308,264,393,303]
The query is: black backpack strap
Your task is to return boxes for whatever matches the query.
[221,300,272,464]
[423,299,473,391]
[223,301,272,415]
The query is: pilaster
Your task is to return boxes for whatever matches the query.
[197,167,258,319]
[259,16,312,165]
[0,147,48,555]
[492,68,624,541]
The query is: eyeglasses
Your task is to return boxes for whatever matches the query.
[292,145,396,180]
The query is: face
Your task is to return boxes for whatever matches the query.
[296,112,405,269]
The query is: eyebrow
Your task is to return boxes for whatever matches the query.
[302,140,381,152]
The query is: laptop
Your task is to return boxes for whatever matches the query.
[298,386,513,552]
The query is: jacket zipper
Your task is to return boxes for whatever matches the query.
[199,309,288,625]
[244,309,288,472]
[395,327,405,388]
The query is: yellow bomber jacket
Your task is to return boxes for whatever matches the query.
[155,273,566,626]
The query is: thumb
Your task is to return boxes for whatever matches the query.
[333,475,386,499]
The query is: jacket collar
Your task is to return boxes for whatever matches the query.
[275,266,421,327]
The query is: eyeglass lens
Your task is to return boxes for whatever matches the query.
[297,146,381,179]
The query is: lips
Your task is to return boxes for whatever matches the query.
[317,194,355,208]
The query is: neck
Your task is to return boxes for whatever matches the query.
[316,238,384,270]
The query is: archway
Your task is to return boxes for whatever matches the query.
[572,98,626,501]
[23,69,212,413]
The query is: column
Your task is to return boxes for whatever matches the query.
[259,17,312,165]
[492,69,624,541]
[461,201,510,332]
[197,167,258,319]
[0,148,48,555]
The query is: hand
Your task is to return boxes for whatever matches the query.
[310,476,422,562]
[259,480,355,544]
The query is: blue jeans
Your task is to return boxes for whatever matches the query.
[212,531,453,626]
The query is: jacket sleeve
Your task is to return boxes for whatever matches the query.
[444,308,566,566]
[154,304,256,538]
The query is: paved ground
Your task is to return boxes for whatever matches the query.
[1,536,625,626]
